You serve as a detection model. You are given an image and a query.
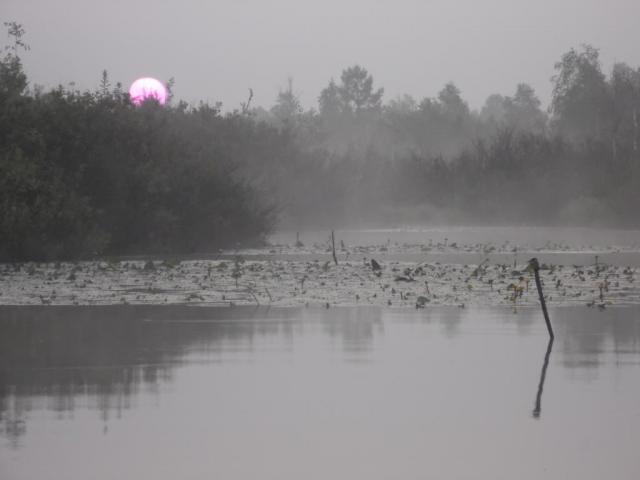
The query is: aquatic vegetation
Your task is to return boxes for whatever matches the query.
[2,247,639,308]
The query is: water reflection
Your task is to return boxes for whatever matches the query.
[532,338,553,419]
[320,307,384,353]
[0,305,385,445]
[1,305,640,450]
[554,307,640,372]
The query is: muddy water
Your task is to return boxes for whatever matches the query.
[1,305,639,479]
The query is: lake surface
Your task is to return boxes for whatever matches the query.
[268,226,640,266]
[1,305,640,479]
[272,225,640,249]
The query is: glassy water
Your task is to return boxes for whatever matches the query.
[1,305,639,479]
[268,226,640,266]
[272,226,640,248]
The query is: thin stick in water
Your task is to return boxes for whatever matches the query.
[529,257,554,339]
[331,230,338,265]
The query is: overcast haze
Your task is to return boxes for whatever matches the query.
[3,0,640,110]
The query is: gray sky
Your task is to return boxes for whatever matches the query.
[3,0,640,111]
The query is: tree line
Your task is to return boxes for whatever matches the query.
[1,23,278,260]
[250,44,640,228]
[1,22,640,260]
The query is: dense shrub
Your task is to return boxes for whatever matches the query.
[0,39,276,260]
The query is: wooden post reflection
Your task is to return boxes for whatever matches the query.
[532,337,554,419]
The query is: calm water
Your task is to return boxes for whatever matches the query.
[269,226,640,266]
[1,305,639,479]
[272,226,640,248]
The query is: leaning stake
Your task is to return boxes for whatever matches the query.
[528,258,554,339]
[331,230,338,265]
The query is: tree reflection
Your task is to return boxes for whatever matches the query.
[0,305,385,445]
[0,305,289,445]
[3,304,640,445]
[319,307,383,354]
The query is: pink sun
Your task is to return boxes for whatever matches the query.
[129,77,167,106]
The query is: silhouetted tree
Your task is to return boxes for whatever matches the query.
[551,45,610,143]
[270,77,302,129]
[609,62,640,159]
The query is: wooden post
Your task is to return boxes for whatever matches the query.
[331,230,338,265]
[529,258,554,339]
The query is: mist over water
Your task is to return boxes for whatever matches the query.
[3,20,640,262]
[2,4,640,479]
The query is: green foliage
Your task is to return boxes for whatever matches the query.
[0,24,276,261]
[270,78,302,129]
[319,65,384,116]
[2,22,640,258]
[338,65,384,113]
[481,84,547,136]
[551,45,610,141]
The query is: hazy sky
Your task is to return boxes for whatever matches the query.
[3,0,640,111]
